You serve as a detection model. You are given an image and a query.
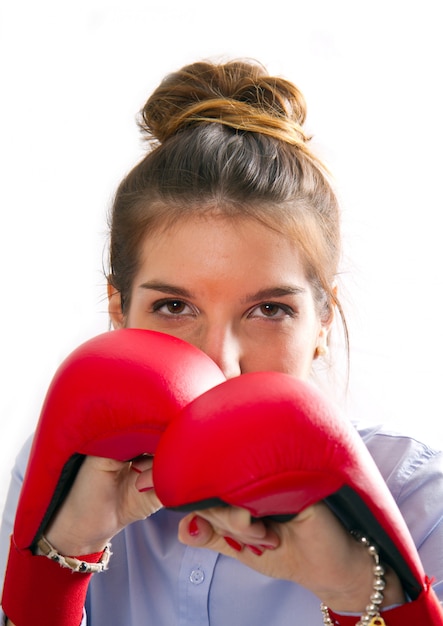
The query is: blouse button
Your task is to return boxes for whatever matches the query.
[189,567,205,585]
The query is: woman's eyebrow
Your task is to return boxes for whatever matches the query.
[244,286,306,303]
[138,280,193,298]
[138,282,305,302]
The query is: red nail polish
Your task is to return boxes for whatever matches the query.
[138,486,154,492]
[246,544,263,556]
[130,465,142,474]
[224,536,243,552]
[188,516,200,537]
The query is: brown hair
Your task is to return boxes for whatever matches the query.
[108,59,347,348]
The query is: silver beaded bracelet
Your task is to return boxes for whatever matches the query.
[320,532,386,626]
[36,536,112,573]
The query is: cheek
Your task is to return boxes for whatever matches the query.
[282,348,316,379]
[241,332,317,378]
[124,304,152,331]
[124,304,199,347]
[274,345,316,379]
[123,291,158,330]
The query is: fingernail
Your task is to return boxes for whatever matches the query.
[246,544,263,556]
[188,516,200,537]
[223,536,243,552]
[130,464,142,474]
[259,543,277,550]
[137,485,154,492]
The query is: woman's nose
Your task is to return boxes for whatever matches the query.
[199,326,242,379]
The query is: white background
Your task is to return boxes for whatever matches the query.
[0,0,442,511]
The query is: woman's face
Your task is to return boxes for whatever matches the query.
[109,216,332,380]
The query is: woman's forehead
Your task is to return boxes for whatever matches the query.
[137,216,310,287]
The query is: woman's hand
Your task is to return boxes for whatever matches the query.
[45,454,162,556]
[178,502,405,614]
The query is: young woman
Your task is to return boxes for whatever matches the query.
[1,59,442,625]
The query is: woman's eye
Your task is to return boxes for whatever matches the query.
[249,303,293,319]
[153,299,193,316]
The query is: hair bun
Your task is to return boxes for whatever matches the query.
[139,60,310,147]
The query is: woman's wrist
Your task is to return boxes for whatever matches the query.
[319,532,405,616]
[319,533,405,625]
[44,528,110,558]
[322,565,405,614]
[45,510,112,557]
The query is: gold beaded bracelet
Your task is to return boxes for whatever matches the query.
[320,532,386,626]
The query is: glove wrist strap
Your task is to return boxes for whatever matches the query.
[2,535,108,626]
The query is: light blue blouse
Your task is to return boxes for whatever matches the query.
[1,423,442,625]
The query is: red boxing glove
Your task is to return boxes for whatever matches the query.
[2,328,224,625]
[153,372,443,623]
